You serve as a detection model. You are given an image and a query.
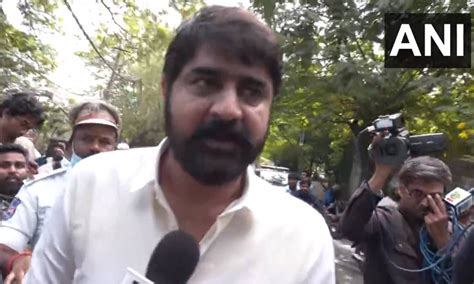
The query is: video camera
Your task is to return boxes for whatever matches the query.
[367,113,447,166]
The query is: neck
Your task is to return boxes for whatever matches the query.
[0,125,13,144]
[159,148,245,209]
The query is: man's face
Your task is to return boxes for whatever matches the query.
[399,179,445,221]
[300,182,309,192]
[164,45,273,185]
[288,178,298,189]
[52,145,65,161]
[72,124,117,159]
[1,112,38,142]
[0,152,28,196]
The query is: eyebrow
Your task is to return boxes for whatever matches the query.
[189,67,222,78]
[189,67,267,87]
[241,76,266,89]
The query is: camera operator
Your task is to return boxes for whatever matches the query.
[340,136,454,284]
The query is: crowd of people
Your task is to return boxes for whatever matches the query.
[0,96,122,282]
[0,5,472,284]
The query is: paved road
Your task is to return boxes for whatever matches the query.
[334,239,363,284]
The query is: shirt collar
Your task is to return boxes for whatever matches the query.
[129,137,260,213]
[128,138,167,193]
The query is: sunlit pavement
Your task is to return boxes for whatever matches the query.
[334,239,363,284]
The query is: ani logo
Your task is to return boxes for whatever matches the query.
[384,13,471,68]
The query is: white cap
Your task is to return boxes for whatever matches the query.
[74,112,119,130]
[75,118,118,129]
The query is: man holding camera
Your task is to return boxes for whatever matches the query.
[340,143,454,283]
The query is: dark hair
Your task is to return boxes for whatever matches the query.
[0,144,28,157]
[399,156,452,189]
[163,5,282,96]
[45,138,68,157]
[300,179,311,187]
[288,172,300,180]
[0,92,45,127]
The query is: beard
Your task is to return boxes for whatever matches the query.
[165,98,267,186]
[0,178,22,196]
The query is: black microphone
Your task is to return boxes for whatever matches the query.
[145,230,200,284]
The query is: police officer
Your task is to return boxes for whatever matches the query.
[0,100,120,283]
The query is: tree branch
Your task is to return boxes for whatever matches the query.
[62,0,130,82]
[103,50,122,100]
[355,38,367,61]
[100,0,129,35]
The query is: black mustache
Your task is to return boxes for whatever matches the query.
[191,120,252,148]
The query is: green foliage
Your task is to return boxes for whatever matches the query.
[77,0,207,146]
[0,0,58,89]
[252,0,473,187]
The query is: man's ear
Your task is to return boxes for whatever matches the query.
[161,77,168,101]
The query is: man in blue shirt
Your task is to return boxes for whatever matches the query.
[292,178,326,215]
[285,172,299,193]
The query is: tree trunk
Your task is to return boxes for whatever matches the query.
[347,120,372,195]
[348,136,363,195]
[103,50,122,100]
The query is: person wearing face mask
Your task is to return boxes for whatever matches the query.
[0,100,120,284]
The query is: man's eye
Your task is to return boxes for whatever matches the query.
[99,139,113,146]
[243,87,263,97]
[240,86,265,105]
[15,163,26,169]
[195,77,221,89]
[81,137,94,143]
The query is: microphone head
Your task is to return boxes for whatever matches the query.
[145,230,200,284]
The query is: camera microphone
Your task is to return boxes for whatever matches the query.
[145,230,200,284]
[122,230,200,284]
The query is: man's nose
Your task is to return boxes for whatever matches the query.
[7,164,18,174]
[209,87,243,121]
[420,197,429,207]
[88,140,101,153]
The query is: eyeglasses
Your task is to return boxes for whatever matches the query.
[407,188,444,200]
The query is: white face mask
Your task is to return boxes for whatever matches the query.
[69,151,82,167]
[70,142,82,167]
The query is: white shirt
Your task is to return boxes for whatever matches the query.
[37,157,71,176]
[0,168,69,251]
[26,138,335,284]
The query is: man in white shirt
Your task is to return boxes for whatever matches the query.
[26,6,335,284]
[0,100,120,283]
